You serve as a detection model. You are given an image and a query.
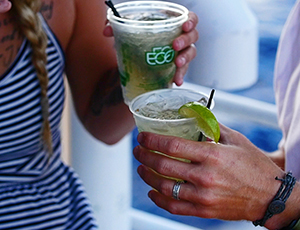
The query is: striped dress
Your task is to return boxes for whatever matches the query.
[0,16,98,229]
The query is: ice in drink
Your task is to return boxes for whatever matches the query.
[107,1,189,104]
[129,88,210,141]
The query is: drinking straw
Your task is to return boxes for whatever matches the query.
[198,89,216,141]
[207,89,215,110]
[105,0,121,18]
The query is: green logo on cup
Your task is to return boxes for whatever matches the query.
[146,46,175,66]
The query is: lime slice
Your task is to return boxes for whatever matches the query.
[178,102,220,142]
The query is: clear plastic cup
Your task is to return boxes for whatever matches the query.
[129,88,213,141]
[107,1,189,105]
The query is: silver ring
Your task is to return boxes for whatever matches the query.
[172,181,184,200]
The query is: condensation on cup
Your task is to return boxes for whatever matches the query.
[107,1,189,105]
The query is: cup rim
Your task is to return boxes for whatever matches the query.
[129,88,213,123]
[107,1,189,29]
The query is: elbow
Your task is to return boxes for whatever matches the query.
[100,135,123,145]
[95,122,135,145]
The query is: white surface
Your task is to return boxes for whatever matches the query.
[178,82,279,129]
[71,105,132,230]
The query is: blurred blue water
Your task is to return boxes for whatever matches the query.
[131,1,296,229]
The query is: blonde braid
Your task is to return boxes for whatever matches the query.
[11,0,53,156]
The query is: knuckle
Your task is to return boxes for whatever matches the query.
[144,134,155,147]
[199,193,216,207]
[154,158,170,175]
[157,181,170,196]
[136,147,148,162]
[165,138,181,154]
[207,149,221,165]
[194,189,218,209]
[188,170,215,189]
[201,173,216,188]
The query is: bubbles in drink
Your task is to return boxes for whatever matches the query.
[136,107,183,120]
[123,11,181,21]
[135,96,208,120]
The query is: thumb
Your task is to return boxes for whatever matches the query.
[218,123,247,146]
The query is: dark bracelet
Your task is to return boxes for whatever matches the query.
[253,172,296,227]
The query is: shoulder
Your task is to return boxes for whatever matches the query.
[41,0,76,51]
[41,0,109,52]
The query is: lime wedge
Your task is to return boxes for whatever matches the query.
[178,102,220,142]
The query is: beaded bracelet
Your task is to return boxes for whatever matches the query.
[253,172,296,227]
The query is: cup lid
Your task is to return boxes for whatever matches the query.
[107,1,189,29]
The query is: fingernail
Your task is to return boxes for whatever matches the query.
[178,56,186,66]
[186,20,193,31]
[175,38,184,50]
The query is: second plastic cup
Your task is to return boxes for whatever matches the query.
[107,1,189,105]
[129,88,212,141]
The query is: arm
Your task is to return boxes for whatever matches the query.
[133,124,300,230]
[65,0,134,144]
[66,0,199,145]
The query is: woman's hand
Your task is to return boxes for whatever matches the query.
[172,12,198,86]
[0,0,11,13]
[133,124,294,229]
[103,11,199,86]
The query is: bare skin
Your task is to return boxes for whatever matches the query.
[0,0,199,144]
[133,124,300,230]
[0,0,11,13]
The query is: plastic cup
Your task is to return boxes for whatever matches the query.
[107,1,189,105]
[129,88,213,141]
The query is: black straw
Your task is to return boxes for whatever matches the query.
[198,89,216,141]
[206,89,215,110]
[105,0,121,18]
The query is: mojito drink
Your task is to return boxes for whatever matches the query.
[107,1,189,104]
[129,88,209,141]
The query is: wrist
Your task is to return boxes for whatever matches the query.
[253,172,300,230]
[264,180,300,230]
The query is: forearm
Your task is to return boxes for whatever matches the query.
[81,68,135,145]
[85,103,135,145]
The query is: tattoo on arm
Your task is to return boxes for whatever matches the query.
[0,29,23,69]
[0,17,13,28]
[2,45,14,67]
[91,68,124,116]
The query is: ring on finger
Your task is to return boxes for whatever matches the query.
[172,181,184,200]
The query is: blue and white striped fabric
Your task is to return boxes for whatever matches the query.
[0,15,98,229]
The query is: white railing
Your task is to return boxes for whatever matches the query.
[179,82,279,130]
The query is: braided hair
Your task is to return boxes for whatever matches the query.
[10,0,53,156]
